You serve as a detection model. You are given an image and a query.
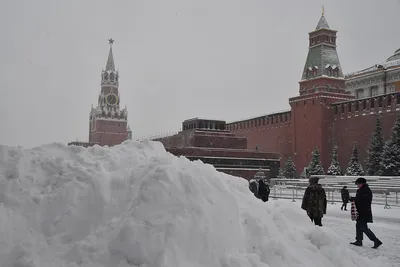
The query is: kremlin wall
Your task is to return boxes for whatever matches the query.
[155,12,400,178]
[70,12,400,180]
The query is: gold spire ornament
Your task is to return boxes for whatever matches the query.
[322,5,325,16]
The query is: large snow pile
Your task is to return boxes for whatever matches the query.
[0,140,386,267]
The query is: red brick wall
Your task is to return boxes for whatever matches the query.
[332,94,400,171]
[228,114,292,166]
[290,97,325,174]
[89,119,128,146]
[289,91,355,174]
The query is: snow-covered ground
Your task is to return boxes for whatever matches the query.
[291,201,400,266]
[0,140,398,267]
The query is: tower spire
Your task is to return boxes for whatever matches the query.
[105,38,115,71]
[316,8,330,30]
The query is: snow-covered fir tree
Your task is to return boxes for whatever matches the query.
[380,112,400,176]
[365,116,384,176]
[380,139,400,176]
[308,149,324,175]
[345,143,364,176]
[327,145,341,175]
[283,157,297,179]
[277,168,285,178]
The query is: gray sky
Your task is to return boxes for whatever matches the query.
[1,0,399,148]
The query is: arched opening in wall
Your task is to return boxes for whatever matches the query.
[378,97,383,108]
[362,100,367,110]
[333,105,338,115]
[397,94,400,106]
[341,104,344,113]
[348,103,352,112]
[355,101,359,111]
[370,99,375,109]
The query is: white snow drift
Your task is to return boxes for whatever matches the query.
[0,140,387,267]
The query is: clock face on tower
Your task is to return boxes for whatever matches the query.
[106,93,118,106]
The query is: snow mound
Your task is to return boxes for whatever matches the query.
[0,140,387,267]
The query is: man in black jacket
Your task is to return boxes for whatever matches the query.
[350,178,383,249]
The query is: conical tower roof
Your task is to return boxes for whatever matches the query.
[105,38,115,71]
[316,6,330,30]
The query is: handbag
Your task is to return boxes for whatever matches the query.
[351,201,358,221]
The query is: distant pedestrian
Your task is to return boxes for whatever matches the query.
[249,179,259,198]
[258,179,270,202]
[341,186,350,211]
[350,178,383,249]
[301,177,327,226]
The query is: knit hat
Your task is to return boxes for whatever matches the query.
[355,177,367,185]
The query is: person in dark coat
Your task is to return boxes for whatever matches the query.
[341,186,350,211]
[350,178,382,249]
[249,179,259,198]
[301,177,327,226]
[258,179,270,202]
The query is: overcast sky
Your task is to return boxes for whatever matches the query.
[1,0,399,148]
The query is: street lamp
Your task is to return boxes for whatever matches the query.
[376,64,388,94]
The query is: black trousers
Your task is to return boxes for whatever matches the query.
[310,216,322,226]
[341,202,348,210]
[356,221,378,242]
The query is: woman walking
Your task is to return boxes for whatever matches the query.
[341,186,350,211]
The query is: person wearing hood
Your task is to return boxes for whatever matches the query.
[258,178,270,202]
[249,179,259,198]
[350,178,383,249]
[341,186,350,211]
[301,177,327,226]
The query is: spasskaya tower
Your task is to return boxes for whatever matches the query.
[89,39,131,146]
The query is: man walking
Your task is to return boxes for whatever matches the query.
[301,177,327,226]
[350,178,383,249]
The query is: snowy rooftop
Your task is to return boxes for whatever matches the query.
[345,59,400,78]
[227,109,291,124]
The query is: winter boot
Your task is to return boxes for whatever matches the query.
[350,241,362,247]
[372,240,382,249]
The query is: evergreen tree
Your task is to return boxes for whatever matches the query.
[308,149,324,175]
[283,157,297,179]
[365,116,384,175]
[345,143,364,176]
[380,112,400,176]
[277,168,285,178]
[327,145,341,175]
